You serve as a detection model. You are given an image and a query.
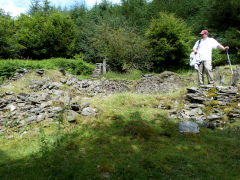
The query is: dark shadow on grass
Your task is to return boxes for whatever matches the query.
[0,113,240,179]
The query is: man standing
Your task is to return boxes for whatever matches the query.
[193,30,229,85]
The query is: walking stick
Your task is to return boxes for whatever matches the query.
[226,49,233,75]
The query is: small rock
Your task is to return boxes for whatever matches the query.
[36,69,44,75]
[178,121,200,133]
[81,107,96,116]
[8,135,14,140]
[207,115,223,121]
[52,107,63,113]
[6,104,17,112]
[5,92,14,96]
[67,110,79,122]
[25,116,37,124]
[40,102,52,109]
[60,78,67,84]
[37,114,46,122]
[80,102,90,110]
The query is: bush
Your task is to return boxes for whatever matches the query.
[0,58,94,79]
[146,12,193,72]
[16,11,77,59]
[212,50,226,67]
[91,24,151,72]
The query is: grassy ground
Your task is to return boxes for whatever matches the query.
[0,93,240,180]
[0,65,240,179]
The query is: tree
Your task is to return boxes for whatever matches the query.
[28,0,53,15]
[16,12,77,59]
[0,16,21,58]
[146,12,193,72]
[208,0,240,30]
[92,24,150,71]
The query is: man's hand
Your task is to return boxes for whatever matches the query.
[193,49,198,54]
[224,46,229,51]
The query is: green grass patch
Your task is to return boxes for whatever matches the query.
[0,58,94,81]
[100,69,143,80]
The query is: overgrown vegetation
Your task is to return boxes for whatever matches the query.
[0,58,94,80]
[0,0,239,72]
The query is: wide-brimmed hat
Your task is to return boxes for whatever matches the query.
[200,30,209,35]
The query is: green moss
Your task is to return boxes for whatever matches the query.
[202,105,215,116]
[204,100,219,107]
[207,87,218,98]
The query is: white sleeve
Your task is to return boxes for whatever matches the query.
[193,40,199,49]
[211,38,220,49]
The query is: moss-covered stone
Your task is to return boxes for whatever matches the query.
[206,87,218,98]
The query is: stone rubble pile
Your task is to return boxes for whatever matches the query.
[136,72,190,94]
[29,75,130,96]
[11,69,30,81]
[0,90,97,133]
[1,68,238,133]
[171,85,240,129]
[64,75,130,95]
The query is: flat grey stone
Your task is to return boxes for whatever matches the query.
[25,116,37,124]
[207,115,223,120]
[179,121,200,133]
[67,110,79,122]
[40,102,52,109]
[81,107,96,116]
[52,107,63,113]
[37,114,46,122]
[80,103,90,110]
[187,87,200,94]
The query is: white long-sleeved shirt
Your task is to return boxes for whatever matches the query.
[193,37,220,61]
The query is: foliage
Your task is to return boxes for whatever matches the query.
[0,16,21,59]
[0,0,240,71]
[212,50,226,67]
[207,0,240,30]
[146,12,193,72]
[92,24,151,71]
[15,11,77,59]
[28,0,54,15]
[0,58,94,80]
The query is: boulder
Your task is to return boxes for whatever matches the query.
[178,121,200,133]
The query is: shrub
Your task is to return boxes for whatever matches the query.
[212,50,226,66]
[146,12,193,72]
[92,24,151,72]
[15,12,77,59]
[0,58,94,80]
